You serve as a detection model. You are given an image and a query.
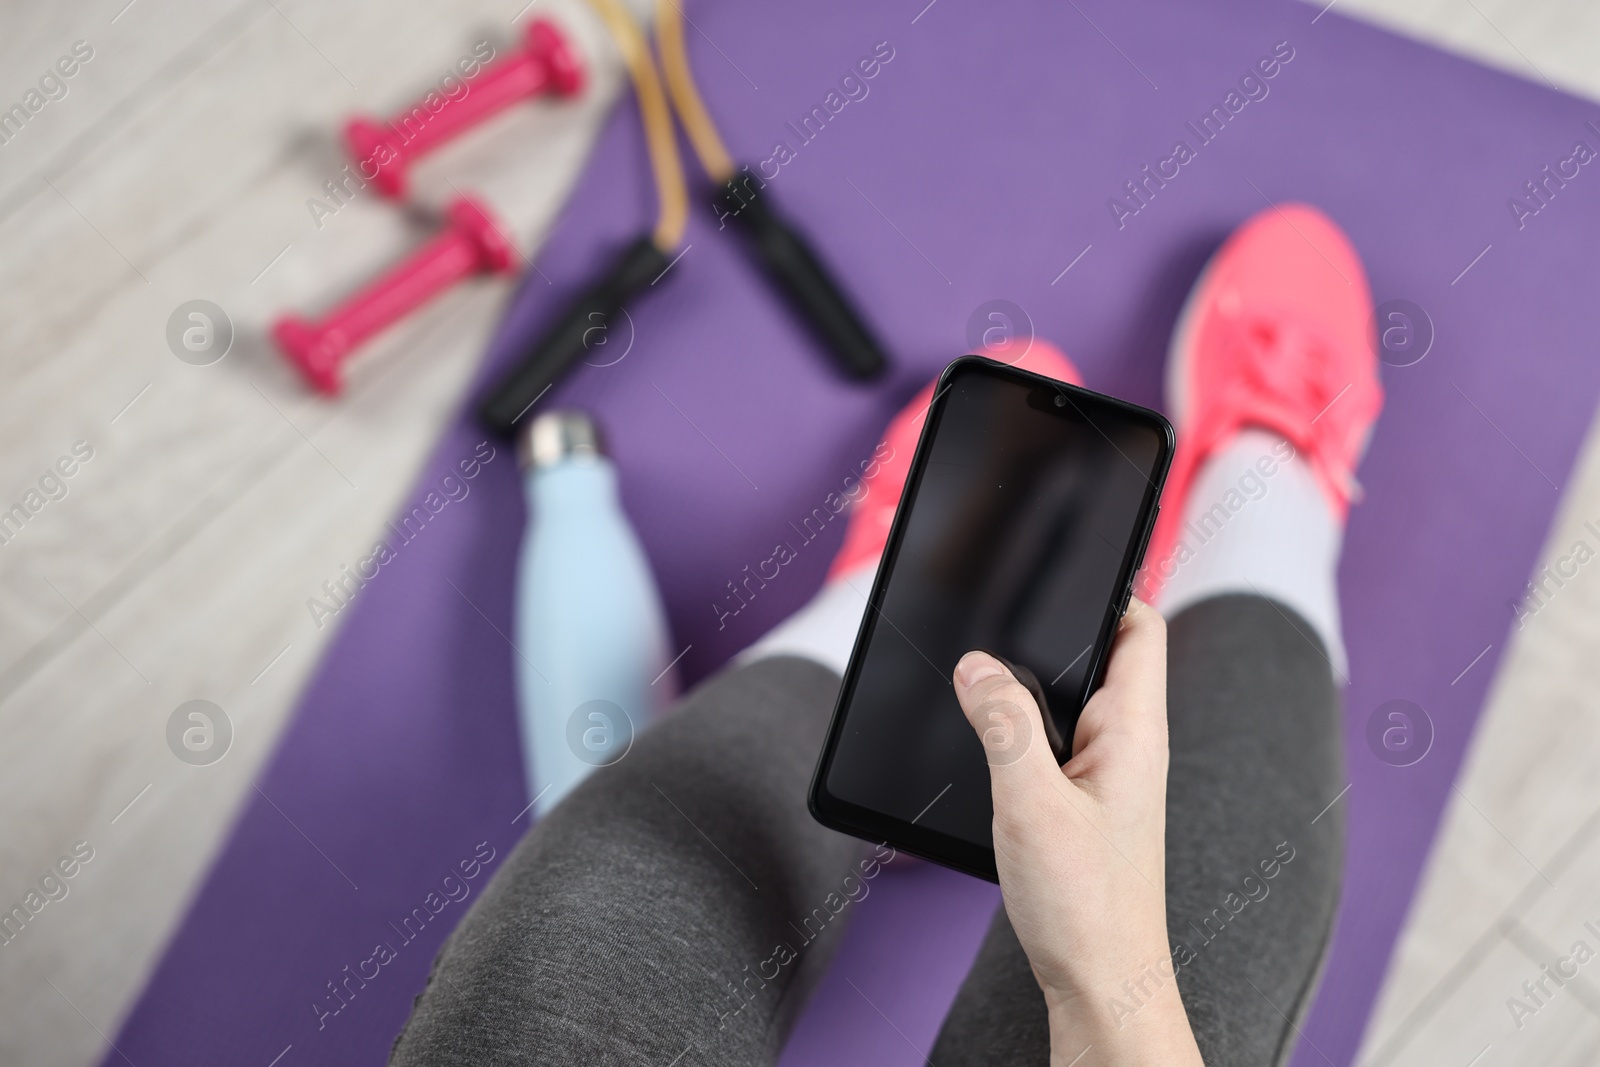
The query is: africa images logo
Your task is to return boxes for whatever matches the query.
[1107,41,1296,230]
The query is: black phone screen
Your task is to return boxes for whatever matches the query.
[811,357,1171,878]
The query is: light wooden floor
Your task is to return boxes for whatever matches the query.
[0,1,1596,1066]
[0,1,633,1064]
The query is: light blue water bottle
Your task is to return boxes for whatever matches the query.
[515,410,675,817]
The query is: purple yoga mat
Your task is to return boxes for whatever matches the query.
[109,0,1600,1064]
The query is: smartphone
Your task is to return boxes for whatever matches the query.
[808,355,1173,881]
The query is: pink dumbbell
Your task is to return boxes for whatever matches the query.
[345,20,584,200]
[273,196,517,394]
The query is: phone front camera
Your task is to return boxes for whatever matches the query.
[1053,394,1067,407]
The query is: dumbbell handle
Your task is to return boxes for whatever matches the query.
[273,196,517,394]
[346,20,583,198]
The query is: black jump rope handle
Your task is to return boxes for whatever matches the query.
[718,174,888,382]
[478,235,669,436]
[479,177,888,435]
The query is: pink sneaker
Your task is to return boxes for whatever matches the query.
[828,339,1085,579]
[1140,204,1383,600]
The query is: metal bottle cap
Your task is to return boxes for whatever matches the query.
[519,410,606,470]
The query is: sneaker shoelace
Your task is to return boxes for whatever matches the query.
[1207,314,1365,506]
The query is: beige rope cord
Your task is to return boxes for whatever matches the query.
[586,0,689,249]
[654,0,736,182]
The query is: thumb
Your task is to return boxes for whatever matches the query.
[953,651,1062,796]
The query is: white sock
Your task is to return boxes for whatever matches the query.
[738,560,877,677]
[1157,429,1348,677]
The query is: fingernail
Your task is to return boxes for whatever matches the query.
[954,651,1005,688]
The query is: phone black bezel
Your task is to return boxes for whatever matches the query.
[807,354,1175,882]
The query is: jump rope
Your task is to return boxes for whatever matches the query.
[477,0,890,433]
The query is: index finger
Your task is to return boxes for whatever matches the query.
[1096,596,1167,720]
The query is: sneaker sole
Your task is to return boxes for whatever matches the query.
[1164,247,1218,436]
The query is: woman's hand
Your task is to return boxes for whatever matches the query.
[952,598,1203,1066]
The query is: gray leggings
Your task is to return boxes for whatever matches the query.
[390,594,1344,1066]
